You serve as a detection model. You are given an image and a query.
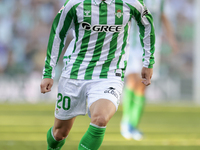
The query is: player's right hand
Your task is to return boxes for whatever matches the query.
[141,67,153,86]
[40,78,54,94]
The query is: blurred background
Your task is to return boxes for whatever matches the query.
[0,0,67,103]
[0,0,199,104]
[0,0,200,150]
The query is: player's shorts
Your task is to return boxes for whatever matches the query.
[54,77,124,120]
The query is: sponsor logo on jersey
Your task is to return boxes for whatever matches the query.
[84,10,91,17]
[115,9,123,18]
[81,22,123,32]
[104,87,119,99]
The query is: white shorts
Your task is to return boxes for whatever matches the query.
[54,77,124,120]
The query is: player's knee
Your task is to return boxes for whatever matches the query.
[91,115,108,127]
[53,129,68,141]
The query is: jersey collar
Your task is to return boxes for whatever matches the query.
[93,0,114,5]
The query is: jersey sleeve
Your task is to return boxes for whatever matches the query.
[42,1,75,79]
[127,0,155,68]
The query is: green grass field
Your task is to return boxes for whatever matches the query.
[0,103,200,150]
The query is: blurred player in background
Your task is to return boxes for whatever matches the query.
[121,0,179,141]
[40,0,155,149]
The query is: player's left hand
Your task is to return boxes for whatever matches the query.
[141,67,153,86]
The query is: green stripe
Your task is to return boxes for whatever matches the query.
[84,2,107,80]
[72,10,79,54]
[56,8,75,64]
[121,60,127,80]
[117,4,131,80]
[138,0,144,5]
[70,0,92,79]
[64,0,69,6]
[100,0,123,78]
[146,16,155,68]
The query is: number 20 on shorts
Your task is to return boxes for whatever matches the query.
[57,93,71,110]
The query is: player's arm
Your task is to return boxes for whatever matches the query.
[42,2,74,79]
[128,1,156,86]
[140,5,155,86]
[41,2,74,93]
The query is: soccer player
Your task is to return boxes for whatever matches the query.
[121,0,179,141]
[40,0,155,149]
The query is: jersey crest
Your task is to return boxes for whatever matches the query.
[115,9,123,18]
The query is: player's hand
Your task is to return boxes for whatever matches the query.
[40,78,54,94]
[141,67,153,86]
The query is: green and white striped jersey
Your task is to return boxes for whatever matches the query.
[43,0,155,81]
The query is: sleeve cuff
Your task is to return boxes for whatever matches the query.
[143,64,153,69]
[42,75,53,79]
